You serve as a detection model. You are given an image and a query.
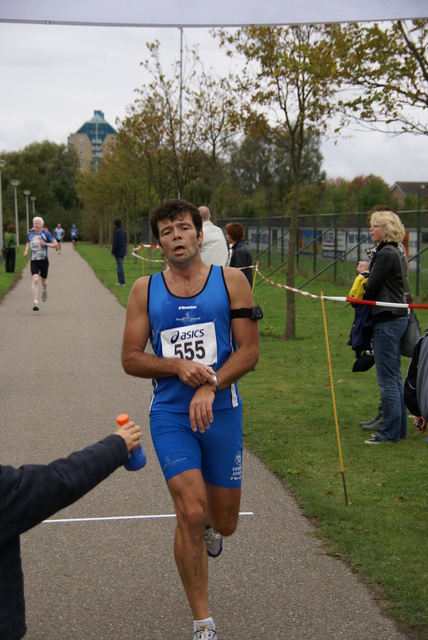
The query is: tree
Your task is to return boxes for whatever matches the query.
[1,141,80,236]
[119,95,177,210]
[76,166,112,245]
[222,130,324,217]
[217,25,343,338]
[188,66,239,221]
[320,175,394,217]
[133,40,202,200]
[334,19,428,136]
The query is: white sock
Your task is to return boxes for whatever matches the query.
[194,617,215,633]
[34,300,38,305]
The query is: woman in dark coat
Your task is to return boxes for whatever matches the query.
[363,206,408,444]
[4,224,17,273]
[225,222,253,287]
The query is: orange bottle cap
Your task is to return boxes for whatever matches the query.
[116,414,129,426]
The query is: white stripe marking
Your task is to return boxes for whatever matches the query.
[43,511,254,524]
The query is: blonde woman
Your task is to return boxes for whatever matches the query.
[363,205,409,444]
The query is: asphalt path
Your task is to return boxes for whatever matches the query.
[0,243,411,640]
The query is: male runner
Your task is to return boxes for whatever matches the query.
[23,217,57,311]
[121,199,260,639]
[70,224,79,250]
[54,223,65,254]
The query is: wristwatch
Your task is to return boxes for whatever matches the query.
[211,374,220,392]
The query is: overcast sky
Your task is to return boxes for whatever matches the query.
[0,20,426,187]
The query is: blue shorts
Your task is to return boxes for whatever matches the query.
[150,405,243,488]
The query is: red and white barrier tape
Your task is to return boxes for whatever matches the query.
[133,243,160,250]
[131,251,165,263]
[255,265,428,310]
[132,244,166,264]
[255,266,320,299]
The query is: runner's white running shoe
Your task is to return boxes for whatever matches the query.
[42,289,47,302]
[193,628,217,639]
[204,525,223,558]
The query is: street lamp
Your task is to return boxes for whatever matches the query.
[418,184,426,211]
[23,190,31,235]
[10,180,20,252]
[30,195,36,217]
[0,159,6,252]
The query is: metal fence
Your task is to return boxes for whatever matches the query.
[217,210,428,297]
[139,209,428,297]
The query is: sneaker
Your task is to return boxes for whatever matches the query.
[33,303,39,311]
[114,283,121,286]
[204,525,223,558]
[361,417,384,431]
[42,289,47,302]
[193,628,217,640]
[359,413,383,428]
[365,434,386,444]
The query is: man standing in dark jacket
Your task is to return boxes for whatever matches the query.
[0,420,142,640]
[111,218,127,286]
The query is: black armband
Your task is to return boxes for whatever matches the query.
[230,305,263,321]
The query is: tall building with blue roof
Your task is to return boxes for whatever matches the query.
[68,110,117,171]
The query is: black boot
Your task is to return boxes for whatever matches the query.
[359,401,383,430]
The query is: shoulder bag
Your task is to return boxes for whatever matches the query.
[2,234,13,257]
[387,245,422,357]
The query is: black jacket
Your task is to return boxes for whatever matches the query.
[0,434,128,640]
[112,226,127,258]
[230,240,253,286]
[364,242,408,323]
[404,334,428,419]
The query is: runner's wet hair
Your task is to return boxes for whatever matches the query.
[150,199,202,244]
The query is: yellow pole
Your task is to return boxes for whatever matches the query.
[251,261,258,295]
[320,292,349,506]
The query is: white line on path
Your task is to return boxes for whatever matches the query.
[43,512,254,524]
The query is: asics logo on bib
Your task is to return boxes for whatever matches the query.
[161,321,218,366]
[171,328,205,343]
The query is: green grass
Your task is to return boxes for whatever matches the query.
[4,241,428,637]
[0,251,28,301]
[77,242,173,307]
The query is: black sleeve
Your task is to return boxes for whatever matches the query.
[112,228,118,254]
[0,434,128,546]
[232,245,252,270]
[404,338,423,416]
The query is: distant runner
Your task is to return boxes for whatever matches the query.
[23,216,57,311]
[70,224,79,250]
[54,223,65,255]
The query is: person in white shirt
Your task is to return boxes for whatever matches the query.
[54,224,65,254]
[198,206,229,267]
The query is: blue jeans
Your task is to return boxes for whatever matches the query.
[115,256,125,285]
[372,316,408,442]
